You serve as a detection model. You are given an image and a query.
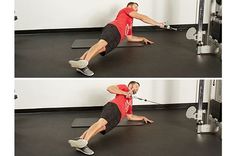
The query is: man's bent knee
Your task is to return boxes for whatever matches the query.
[101,125,106,131]
[97,118,108,126]
[99,47,106,53]
[97,39,108,47]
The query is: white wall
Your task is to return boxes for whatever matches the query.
[15,0,211,30]
[15,79,210,109]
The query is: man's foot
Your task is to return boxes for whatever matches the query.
[68,138,88,148]
[69,59,88,69]
[76,67,94,77]
[76,146,94,155]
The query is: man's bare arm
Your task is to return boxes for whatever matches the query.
[129,12,164,28]
[107,85,132,97]
[126,114,154,123]
[127,35,154,44]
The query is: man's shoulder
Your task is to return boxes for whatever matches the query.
[120,7,128,11]
[120,7,134,13]
[117,84,128,90]
[117,84,127,87]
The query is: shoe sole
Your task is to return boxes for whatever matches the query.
[68,139,88,148]
[76,68,94,77]
[69,60,88,69]
[76,148,94,155]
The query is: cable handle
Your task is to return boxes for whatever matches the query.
[164,25,171,29]
[164,24,178,31]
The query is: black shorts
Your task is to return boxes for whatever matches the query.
[99,24,121,56]
[100,102,121,135]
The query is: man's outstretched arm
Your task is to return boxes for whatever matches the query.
[126,114,154,123]
[129,12,165,28]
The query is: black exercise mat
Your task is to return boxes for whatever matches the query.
[71,117,145,128]
[71,39,144,49]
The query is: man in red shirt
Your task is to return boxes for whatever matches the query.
[69,2,165,76]
[68,81,153,155]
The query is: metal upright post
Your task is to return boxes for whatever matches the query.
[197,80,204,125]
[197,0,205,49]
[206,80,213,124]
[186,0,219,54]
[197,80,220,133]
[206,0,213,45]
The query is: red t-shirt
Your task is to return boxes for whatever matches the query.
[110,84,133,119]
[111,7,134,41]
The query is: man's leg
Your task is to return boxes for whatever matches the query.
[69,40,107,69]
[82,118,107,141]
[79,130,88,139]
[68,118,107,148]
[80,44,106,61]
[79,124,106,140]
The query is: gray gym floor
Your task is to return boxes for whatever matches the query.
[15,30,222,77]
[15,109,221,156]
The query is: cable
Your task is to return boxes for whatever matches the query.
[132,96,161,105]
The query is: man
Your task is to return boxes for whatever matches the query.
[69,2,165,76]
[68,81,154,155]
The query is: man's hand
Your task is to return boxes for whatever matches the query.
[126,91,133,98]
[158,22,165,28]
[143,116,154,124]
[143,38,154,45]
[127,114,154,124]
[127,35,154,45]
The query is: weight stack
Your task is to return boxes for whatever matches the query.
[210,99,222,122]
[210,19,222,43]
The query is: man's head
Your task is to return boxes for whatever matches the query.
[128,81,140,94]
[127,2,139,12]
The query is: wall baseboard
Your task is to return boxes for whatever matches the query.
[15,103,208,113]
[15,24,208,34]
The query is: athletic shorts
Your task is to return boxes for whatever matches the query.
[99,102,121,135]
[99,24,121,56]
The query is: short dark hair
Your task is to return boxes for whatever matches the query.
[128,81,140,86]
[127,2,138,7]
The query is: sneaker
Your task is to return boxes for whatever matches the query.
[76,146,94,155]
[68,138,88,148]
[76,67,94,77]
[69,59,88,69]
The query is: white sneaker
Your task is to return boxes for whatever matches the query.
[69,59,88,69]
[76,67,94,77]
[76,146,94,155]
[68,138,88,148]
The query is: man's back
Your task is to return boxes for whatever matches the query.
[111,7,134,41]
